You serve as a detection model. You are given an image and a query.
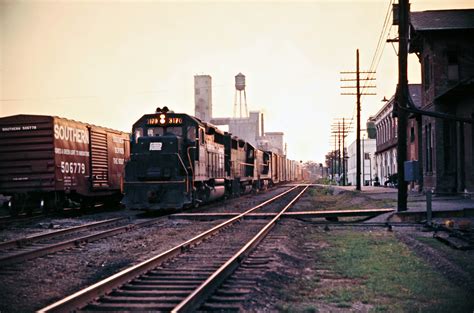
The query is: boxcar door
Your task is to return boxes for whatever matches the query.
[89,128,109,189]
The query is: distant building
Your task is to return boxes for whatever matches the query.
[194,75,212,123]
[347,137,376,186]
[211,111,263,148]
[409,9,474,193]
[259,132,284,155]
[194,74,286,155]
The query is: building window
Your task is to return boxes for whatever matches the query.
[393,118,396,139]
[426,123,433,172]
[447,51,459,82]
[423,56,431,91]
[410,126,415,142]
[195,88,200,95]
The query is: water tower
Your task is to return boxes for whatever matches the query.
[234,73,248,118]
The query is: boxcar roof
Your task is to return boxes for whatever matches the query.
[0,114,129,135]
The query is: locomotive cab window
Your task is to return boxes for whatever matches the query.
[134,128,143,143]
[163,126,183,137]
[187,126,196,142]
[147,127,164,137]
[199,128,205,145]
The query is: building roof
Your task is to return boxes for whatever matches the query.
[370,84,421,122]
[411,9,474,31]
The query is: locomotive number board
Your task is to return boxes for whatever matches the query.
[147,114,183,126]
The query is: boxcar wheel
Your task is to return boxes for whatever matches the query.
[44,193,64,213]
[7,200,18,217]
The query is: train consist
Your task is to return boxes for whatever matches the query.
[0,115,130,214]
[122,107,304,210]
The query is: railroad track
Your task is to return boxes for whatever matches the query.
[0,216,160,268]
[39,184,309,312]
[0,211,47,229]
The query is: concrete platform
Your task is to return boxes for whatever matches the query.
[322,184,474,223]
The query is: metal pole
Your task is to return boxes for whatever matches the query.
[417,115,424,192]
[426,190,432,226]
[362,135,365,186]
[369,156,372,186]
[338,122,342,183]
[396,0,409,211]
[342,118,346,186]
[356,49,361,191]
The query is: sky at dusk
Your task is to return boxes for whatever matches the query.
[1,0,472,162]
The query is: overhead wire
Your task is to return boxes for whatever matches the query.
[336,0,393,150]
[361,0,394,97]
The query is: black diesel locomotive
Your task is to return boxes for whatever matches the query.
[122,107,303,210]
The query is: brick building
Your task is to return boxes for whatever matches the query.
[409,9,474,193]
[372,85,421,186]
[372,95,397,186]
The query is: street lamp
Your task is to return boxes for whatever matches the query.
[369,153,372,186]
[362,133,365,186]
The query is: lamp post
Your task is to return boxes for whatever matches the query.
[362,133,365,186]
[369,153,372,186]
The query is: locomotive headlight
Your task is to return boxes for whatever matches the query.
[159,114,166,125]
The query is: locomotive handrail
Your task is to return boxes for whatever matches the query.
[175,153,189,193]
[187,146,196,194]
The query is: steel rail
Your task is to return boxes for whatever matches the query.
[172,185,309,312]
[38,185,301,313]
[0,217,125,250]
[0,212,46,225]
[0,218,159,267]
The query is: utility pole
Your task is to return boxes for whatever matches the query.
[396,0,409,211]
[338,122,342,179]
[331,118,352,186]
[341,51,376,191]
[342,118,346,186]
[362,134,365,185]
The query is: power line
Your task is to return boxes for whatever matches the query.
[362,0,394,97]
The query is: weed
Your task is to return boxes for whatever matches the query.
[276,230,474,312]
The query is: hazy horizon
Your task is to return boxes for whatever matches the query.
[1,0,472,162]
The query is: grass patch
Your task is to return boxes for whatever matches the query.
[322,231,473,311]
[277,230,474,312]
[308,187,393,212]
[276,303,319,313]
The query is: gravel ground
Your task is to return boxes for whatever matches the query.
[0,218,221,312]
[0,186,293,312]
[1,185,472,312]
[0,209,138,242]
